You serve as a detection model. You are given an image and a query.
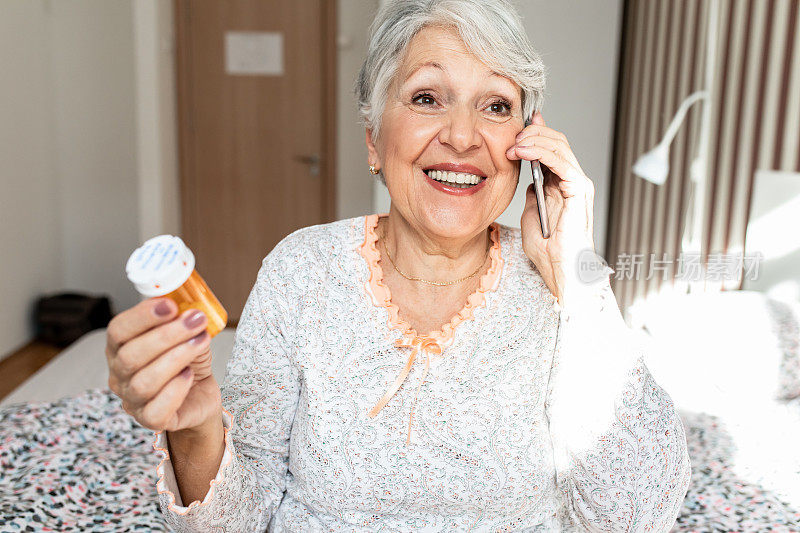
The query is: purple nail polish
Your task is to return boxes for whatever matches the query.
[179,367,192,379]
[183,310,206,329]
[189,331,208,345]
[154,300,171,317]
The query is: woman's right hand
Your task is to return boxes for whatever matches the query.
[105,298,222,432]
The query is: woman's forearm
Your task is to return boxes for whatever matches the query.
[547,275,691,529]
[166,409,226,505]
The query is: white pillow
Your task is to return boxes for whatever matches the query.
[630,291,798,417]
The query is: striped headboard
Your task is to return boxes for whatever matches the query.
[606,0,800,318]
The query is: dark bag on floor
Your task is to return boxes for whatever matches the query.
[34,293,113,347]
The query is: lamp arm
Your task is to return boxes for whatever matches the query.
[658,90,709,148]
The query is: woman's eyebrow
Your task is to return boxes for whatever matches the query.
[406,62,509,84]
[402,62,516,98]
[403,61,446,81]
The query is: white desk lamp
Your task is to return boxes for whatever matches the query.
[632,90,709,185]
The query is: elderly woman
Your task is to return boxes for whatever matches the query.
[105,0,690,530]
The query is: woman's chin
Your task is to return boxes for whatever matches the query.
[418,210,491,241]
[418,191,506,236]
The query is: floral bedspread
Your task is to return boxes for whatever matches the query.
[1,389,798,531]
[1,390,169,531]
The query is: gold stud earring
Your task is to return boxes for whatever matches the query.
[369,165,380,175]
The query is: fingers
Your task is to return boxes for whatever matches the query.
[516,124,569,144]
[112,309,208,380]
[516,135,582,171]
[508,145,591,198]
[516,113,569,146]
[136,367,195,431]
[507,142,571,174]
[125,331,211,404]
[513,112,583,174]
[107,298,178,353]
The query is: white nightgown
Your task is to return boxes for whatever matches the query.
[151,214,691,532]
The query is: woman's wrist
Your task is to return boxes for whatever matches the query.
[552,248,620,321]
[551,245,603,300]
[165,405,226,505]
[168,411,223,446]
[166,375,225,460]
[168,404,224,458]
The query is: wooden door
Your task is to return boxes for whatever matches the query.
[175,0,336,322]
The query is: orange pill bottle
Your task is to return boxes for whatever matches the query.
[126,235,228,337]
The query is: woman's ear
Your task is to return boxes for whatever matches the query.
[365,128,380,167]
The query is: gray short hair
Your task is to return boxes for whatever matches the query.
[356,0,546,141]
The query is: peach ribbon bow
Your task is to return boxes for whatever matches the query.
[368,335,442,445]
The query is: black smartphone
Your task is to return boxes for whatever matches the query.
[524,117,550,239]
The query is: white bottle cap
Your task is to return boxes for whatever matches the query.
[126,235,196,297]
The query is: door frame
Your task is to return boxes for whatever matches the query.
[173,0,338,244]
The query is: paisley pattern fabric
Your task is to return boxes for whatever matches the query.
[153,214,691,532]
[766,298,800,400]
[3,388,793,531]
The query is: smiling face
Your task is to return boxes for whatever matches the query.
[367,25,524,242]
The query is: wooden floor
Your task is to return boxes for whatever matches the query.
[0,341,62,401]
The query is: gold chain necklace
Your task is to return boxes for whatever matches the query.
[380,224,491,286]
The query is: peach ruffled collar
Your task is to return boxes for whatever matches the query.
[359,213,504,347]
[358,213,504,443]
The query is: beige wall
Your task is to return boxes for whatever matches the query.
[50,1,141,316]
[0,0,140,357]
[337,0,380,218]
[0,2,63,357]
[133,1,181,244]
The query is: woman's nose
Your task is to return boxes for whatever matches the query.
[438,108,482,153]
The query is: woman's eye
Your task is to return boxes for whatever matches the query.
[412,94,437,106]
[488,101,512,115]
[410,94,511,116]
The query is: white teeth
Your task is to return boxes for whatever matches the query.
[427,169,483,185]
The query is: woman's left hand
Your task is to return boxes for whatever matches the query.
[506,111,597,306]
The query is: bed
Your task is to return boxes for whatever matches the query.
[633,291,800,531]
[0,328,235,531]
[2,299,799,531]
